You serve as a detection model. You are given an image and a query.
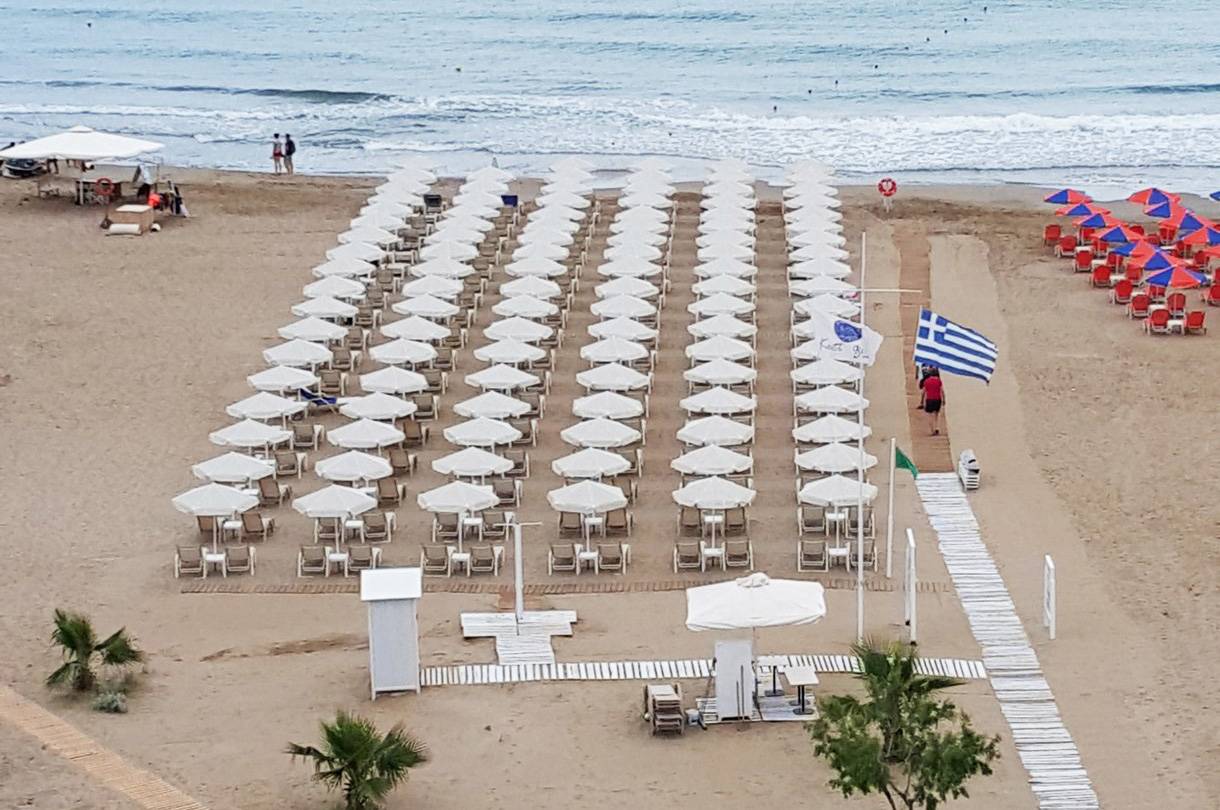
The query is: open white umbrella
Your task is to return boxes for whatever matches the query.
[247,365,319,393]
[673,476,756,510]
[443,417,522,448]
[591,295,656,320]
[799,474,878,507]
[484,317,553,343]
[0,126,162,161]
[225,391,307,421]
[381,316,451,343]
[411,257,475,278]
[786,194,842,212]
[581,337,650,364]
[454,391,529,420]
[576,363,650,392]
[339,227,398,247]
[328,418,406,449]
[420,240,479,262]
[417,481,497,514]
[369,338,438,367]
[790,341,825,363]
[465,364,540,392]
[791,243,849,263]
[795,294,860,319]
[209,419,291,449]
[560,418,641,448]
[351,212,404,232]
[795,443,878,474]
[303,275,367,301]
[671,445,753,476]
[505,255,568,278]
[293,485,378,520]
[620,192,672,210]
[392,294,461,319]
[432,447,513,478]
[788,258,851,280]
[291,296,358,320]
[315,450,393,483]
[278,317,347,343]
[687,314,757,339]
[263,339,333,368]
[572,390,644,420]
[680,387,757,415]
[362,200,412,219]
[607,228,668,248]
[613,205,669,225]
[536,191,591,210]
[360,366,428,394]
[696,242,753,263]
[685,573,826,632]
[474,339,546,366]
[589,317,658,342]
[400,275,463,299]
[172,483,257,517]
[547,480,628,516]
[790,228,847,250]
[790,277,858,298]
[696,230,755,250]
[501,276,563,299]
[513,241,570,262]
[598,257,664,279]
[604,242,663,262]
[694,257,757,279]
[493,295,559,319]
[677,415,754,446]
[794,387,869,414]
[688,293,754,318]
[623,176,675,196]
[369,190,422,208]
[551,448,631,479]
[791,359,863,386]
[699,208,754,227]
[685,335,755,363]
[313,257,375,279]
[595,277,660,300]
[610,217,668,236]
[793,414,872,444]
[519,226,575,247]
[531,204,585,224]
[190,453,275,484]
[684,359,757,387]
[340,392,418,421]
[692,275,755,297]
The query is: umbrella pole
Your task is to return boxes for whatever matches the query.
[886,437,896,578]
[855,233,867,644]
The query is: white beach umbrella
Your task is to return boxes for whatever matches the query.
[505,256,568,278]
[788,258,852,280]
[604,242,663,262]
[687,314,757,339]
[327,418,405,449]
[443,417,522,448]
[432,447,513,478]
[172,483,258,517]
[692,275,755,297]
[443,204,498,223]
[688,293,754,318]
[547,480,628,516]
[278,317,347,343]
[327,241,383,264]
[680,387,757,415]
[530,204,585,223]
[671,445,753,477]
[610,216,668,236]
[420,240,479,262]
[190,453,275,485]
[607,228,667,248]
[351,212,403,232]
[685,335,755,363]
[377,176,427,195]
[684,359,758,387]
[392,294,461,319]
[793,414,872,444]
[315,450,393,483]
[685,573,826,632]
[225,391,307,421]
[799,474,878,508]
[673,477,756,510]
[581,337,650,364]
[340,392,418,421]
[400,275,463,299]
[512,239,573,262]
[591,294,656,320]
[313,257,375,279]
[790,277,858,297]
[209,419,291,449]
[598,258,664,279]
[704,180,754,199]
[368,190,422,208]
[677,415,754,447]
[694,257,757,279]
[551,448,631,480]
[572,391,644,420]
[291,296,358,320]
[263,339,333,368]
[360,366,428,395]
[790,341,826,363]
[501,276,563,299]
[541,177,593,196]
[474,339,546,366]
[794,294,860,319]
[484,317,553,343]
[303,275,366,301]
[453,391,530,420]
[451,191,503,211]
[434,217,492,238]
[362,200,412,219]
[588,317,658,342]
[695,231,754,251]
[369,338,438,367]
[791,243,849,263]
[620,192,672,210]
[795,442,878,474]
[623,176,675,196]
[381,316,451,343]
[794,387,869,414]
[411,257,475,278]
[786,208,843,227]
[595,276,659,300]
[791,359,864,386]
[790,230,848,250]
[788,219,844,238]
[339,227,398,247]
[560,418,641,449]
[699,210,755,231]
[536,191,591,210]
[293,485,378,520]
[613,205,669,225]
[697,241,753,262]
[576,363,651,392]
[493,295,559,320]
[519,226,575,247]
[786,193,842,210]
[247,365,318,393]
[417,481,497,514]
[465,364,540,391]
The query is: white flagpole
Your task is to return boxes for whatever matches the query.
[856,232,867,643]
[886,437,896,578]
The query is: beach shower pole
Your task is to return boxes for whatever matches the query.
[886,437,896,578]
[511,521,542,632]
[856,233,868,643]
[905,528,917,644]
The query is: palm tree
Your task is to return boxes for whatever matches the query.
[46,610,143,693]
[287,711,427,810]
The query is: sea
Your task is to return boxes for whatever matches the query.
[3,0,1219,194]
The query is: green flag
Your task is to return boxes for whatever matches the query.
[895,446,919,478]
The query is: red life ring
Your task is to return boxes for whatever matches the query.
[94,177,115,198]
[877,177,898,197]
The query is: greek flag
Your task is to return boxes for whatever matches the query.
[914,308,998,382]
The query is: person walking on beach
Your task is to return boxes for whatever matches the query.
[283,134,296,175]
[919,367,944,435]
[271,133,283,175]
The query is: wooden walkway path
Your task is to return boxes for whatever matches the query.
[0,686,206,810]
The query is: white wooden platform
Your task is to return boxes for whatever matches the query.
[460,611,577,638]
[917,473,1099,810]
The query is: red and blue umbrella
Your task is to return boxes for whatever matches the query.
[1098,224,1144,243]
[1210,191,1220,202]
[1112,240,1158,258]
[1055,202,1107,217]
[1182,226,1220,247]
[1044,188,1091,205]
[1144,200,1184,219]
[1128,187,1178,207]
[1075,212,1120,229]
[1130,250,1179,271]
[1143,265,1208,288]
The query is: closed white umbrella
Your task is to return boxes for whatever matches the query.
[560,418,641,448]
[225,391,307,421]
[328,418,405,449]
[278,317,347,343]
[400,275,463,299]
[573,390,644,420]
[598,258,664,279]
[381,316,451,342]
[474,339,546,366]
[799,474,878,507]
[688,293,754,318]
[791,243,849,263]
[293,485,378,520]
[247,365,319,393]
[790,277,858,297]
[484,317,553,343]
[686,335,755,363]
[339,227,398,247]
[303,276,367,300]
[420,240,478,262]
[795,294,860,319]
[453,391,530,419]
[432,447,513,478]
[684,359,757,387]
[501,276,563,299]
[595,277,659,300]
[607,228,668,248]
[172,483,258,517]
[465,364,540,391]
[793,414,872,443]
[505,256,568,278]
[291,296,358,320]
[551,448,631,479]
[327,242,383,264]
[443,417,523,448]
[671,445,753,476]
[315,450,393,483]
[369,338,438,367]
[263,339,333,368]
[209,419,291,449]
[512,241,569,262]
[417,481,497,514]
[788,258,851,279]
[791,359,863,386]
[576,363,651,392]
[677,415,754,446]
[340,392,418,421]
[191,453,275,484]
[680,387,757,415]
[591,294,656,320]
[673,476,756,510]
[547,480,628,516]
[411,256,475,278]
[794,387,869,414]
[392,294,461,319]
[360,366,428,394]
[694,257,757,279]
[313,257,375,279]
[692,275,755,297]
[589,316,658,342]
[685,573,826,631]
[687,314,757,339]
[796,443,878,474]
[581,337,649,364]
[604,242,663,262]
[493,295,559,319]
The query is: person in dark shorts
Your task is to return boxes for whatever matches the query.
[283,134,296,175]
[919,367,944,435]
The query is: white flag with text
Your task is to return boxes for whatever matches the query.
[803,309,883,366]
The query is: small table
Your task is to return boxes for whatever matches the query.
[699,542,724,572]
[827,545,851,569]
[576,547,599,575]
[344,519,365,541]
[702,513,724,544]
[324,547,349,577]
[583,515,604,543]
[221,519,242,542]
[757,655,786,697]
[461,516,483,544]
[449,550,472,575]
[824,511,848,542]
[784,666,820,715]
[202,549,227,577]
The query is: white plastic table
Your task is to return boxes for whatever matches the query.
[202,549,227,577]
[576,547,599,575]
[784,666,820,715]
[699,542,724,571]
[449,551,472,575]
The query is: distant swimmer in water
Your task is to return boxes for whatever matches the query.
[772,105,778,112]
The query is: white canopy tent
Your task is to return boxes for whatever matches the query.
[0,126,163,161]
[685,574,827,631]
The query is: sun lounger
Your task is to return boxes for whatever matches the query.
[558,511,583,538]
[797,505,824,535]
[1127,293,1151,319]
[1185,310,1208,334]
[376,478,406,508]
[240,510,275,542]
[420,544,451,576]
[723,507,747,536]
[196,515,220,537]
[504,449,530,478]
[432,513,459,544]
[274,450,302,479]
[597,542,626,574]
[493,478,522,507]
[508,418,537,447]
[673,541,702,572]
[174,545,204,578]
[468,544,498,576]
[724,539,753,570]
[291,422,320,449]
[847,539,877,572]
[315,518,341,545]
[319,369,346,396]
[797,539,829,572]
[388,447,417,476]
[677,506,701,537]
[362,511,391,543]
[548,542,577,575]
[258,476,292,507]
[400,419,430,447]
[224,544,254,575]
[297,545,326,577]
[1145,309,1171,334]
[299,388,338,414]
[481,509,508,542]
[347,544,376,574]
[609,474,638,503]
[604,507,633,537]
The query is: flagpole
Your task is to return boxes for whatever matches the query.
[886,437,895,578]
[856,232,867,644]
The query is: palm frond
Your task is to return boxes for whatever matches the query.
[45,661,78,687]
[97,628,144,666]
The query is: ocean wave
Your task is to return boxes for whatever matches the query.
[546,10,754,23]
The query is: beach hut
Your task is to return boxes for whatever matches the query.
[361,567,422,699]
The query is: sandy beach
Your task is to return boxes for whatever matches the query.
[1,168,1216,809]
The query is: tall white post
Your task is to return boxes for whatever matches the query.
[1043,555,1057,641]
[885,437,896,578]
[513,523,525,626]
[905,528,917,644]
[855,232,868,643]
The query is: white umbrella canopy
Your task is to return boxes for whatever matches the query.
[377,176,428,195]
[303,275,366,301]
[432,220,491,241]
[547,480,628,516]
[512,241,570,262]
[400,275,463,299]
[467,164,514,182]
[247,365,319,393]
[685,334,756,363]
[575,362,651,392]
[453,391,530,420]
[794,386,870,414]
[340,392,418,421]
[694,257,757,279]
[531,201,586,220]
[0,125,162,161]
[786,193,842,211]
[612,205,669,226]
[484,317,553,343]
[351,212,404,232]
[597,258,664,279]
[581,337,650,364]
[360,366,428,394]
[410,257,475,279]
[278,316,347,343]
[519,227,576,248]
[291,296,358,320]
[328,418,406,449]
[685,573,827,632]
[369,338,438,367]
[696,241,753,262]
[536,191,591,210]
[790,243,850,263]
[293,485,378,520]
[791,359,864,386]
[692,275,756,297]
[591,294,656,320]
[604,242,663,262]
[688,293,755,318]
[327,241,383,264]
[795,442,878,474]
[263,339,334,369]
[684,358,758,386]
[191,452,275,484]
[500,276,563,299]
[790,340,825,363]
[795,294,860,319]
[610,216,668,236]
[465,364,540,391]
[209,419,291,449]
[793,414,872,444]
[785,204,843,223]
[595,276,659,300]
[339,227,398,247]
[368,189,422,208]
[787,256,852,280]
[493,295,559,319]
[551,447,631,479]
[362,200,412,218]
[799,474,879,507]
[505,256,569,278]
[560,417,641,448]
[541,178,593,196]
[671,445,753,476]
[315,450,393,483]
[172,483,258,517]
[677,415,754,446]
[443,417,523,448]
[473,339,546,366]
[790,277,858,297]
[225,391,307,421]
[417,481,498,514]
[620,192,673,210]
[673,476,756,510]
[623,176,675,196]
[392,294,461,319]
[589,316,658,342]
[680,387,757,415]
[695,230,755,250]
[313,257,376,279]
[572,390,644,420]
[432,447,513,478]
[698,215,755,234]
[790,230,848,251]
[687,314,757,339]
[607,228,668,248]
[381,316,452,343]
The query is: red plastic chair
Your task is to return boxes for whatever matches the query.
[1043,224,1062,246]
[1111,279,1134,304]
[1056,235,1077,258]
[1131,224,1145,236]
[1091,237,1105,254]
[1090,265,1111,287]
[1125,266,1142,284]
[1080,227,1096,242]
[1074,250,1094,272]
[1205,286,1220,307]
[1159,224,1178,245]
[1146,309,1171,334]
[1147,284,1167,302]
[1166,291,1187,317]
[1191,253,1208,269]
[1105,251,1122,268]
[1127,293,1150,318]
[1185,310,1207,334]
